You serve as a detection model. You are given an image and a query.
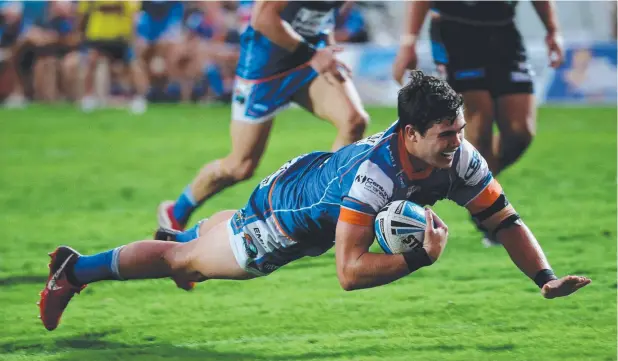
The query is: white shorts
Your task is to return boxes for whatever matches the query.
[231,66,318,124]
[227,209,331,277]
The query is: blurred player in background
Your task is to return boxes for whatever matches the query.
[134,0,184,103]
[38,71,590,331]
[157,1,370,233]
[393,0,564,246]
[333,2,368,44]
[180,1,230,102]
[77,1,147,113]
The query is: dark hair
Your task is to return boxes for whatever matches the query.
[397,70,463,135]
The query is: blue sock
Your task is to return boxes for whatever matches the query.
[172,186,198,225]
[72,247,123,285]
[204,64,224,97]
[175,221,203,243]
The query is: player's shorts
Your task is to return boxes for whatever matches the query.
[136,7,183,44]
[227,154,332,276]
[429,17,534,97]
[84,39,134,63]
[232,65,318,123]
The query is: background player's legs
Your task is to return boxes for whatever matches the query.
[294,72,369,151]
[133,37,152,95]
[460,90,499,173]
[122,45,148,114]
[163,120,273,229]
[493,93,536,175]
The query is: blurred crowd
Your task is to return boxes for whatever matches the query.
[0,0,370,112]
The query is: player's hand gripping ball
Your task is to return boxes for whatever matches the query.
[374,200,428,254]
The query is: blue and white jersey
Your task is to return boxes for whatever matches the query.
[241,121,501,246]
[236,1,343,80]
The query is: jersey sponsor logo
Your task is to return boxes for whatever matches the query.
[464,150,482,181]
[253,227,267,248]
[233,79,252,105]
[355,174,389,202]
[457,140,489,186]
[406,185,421,198]
[252,104,268,112]
[511,71,532,82]
[243,233,258,259]
[348,160,394,212]
[231,209,247,230]
[386,143,396,165]
[290,8,335,37]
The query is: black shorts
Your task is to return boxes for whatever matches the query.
[429,17,534,97]
[85,40,133,63]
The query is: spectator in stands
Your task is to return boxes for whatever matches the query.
[2,1,81,106]
[77,1,147,113]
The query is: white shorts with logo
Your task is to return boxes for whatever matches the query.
[231,65,318,124]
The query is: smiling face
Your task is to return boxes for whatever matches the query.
[404,112,466,169]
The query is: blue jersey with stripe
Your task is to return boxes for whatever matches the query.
[236,1,343,80]
[253,122,494,245]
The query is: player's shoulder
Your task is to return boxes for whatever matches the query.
[452,139,491,185]
[348,125,400,173]
[341,125,401,211]
[353,121,398,154]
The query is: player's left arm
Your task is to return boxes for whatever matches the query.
[466,179,591,299]
[453,141,590,298]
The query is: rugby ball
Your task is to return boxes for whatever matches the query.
[374,200,427,254]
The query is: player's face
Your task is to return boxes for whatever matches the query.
[416,114,466,169]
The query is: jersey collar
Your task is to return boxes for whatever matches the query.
[397,129,434,181]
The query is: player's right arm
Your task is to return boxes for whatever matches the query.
[251,1,345,76]
[392,0,431,84]
[335,207,447,291]
[334,158,448,291]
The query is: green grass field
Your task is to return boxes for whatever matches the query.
[0,105,616,361]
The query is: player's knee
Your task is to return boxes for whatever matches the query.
[225,157,258,182]
[503,124,535,150]
[499,127,534,165]
[340,110,369,141]
[162,244,190,276]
